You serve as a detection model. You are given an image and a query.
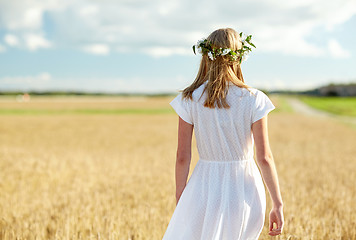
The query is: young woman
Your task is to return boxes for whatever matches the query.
[162,28,284,239]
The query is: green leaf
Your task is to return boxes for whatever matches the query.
[249,42,256,48]
[192,45,196,54]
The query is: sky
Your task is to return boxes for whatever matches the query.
[0,0,356,93]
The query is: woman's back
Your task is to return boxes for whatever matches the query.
[171,81,275,161]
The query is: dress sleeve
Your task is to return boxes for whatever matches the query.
[170,93,193,125]
[251,90,276,123]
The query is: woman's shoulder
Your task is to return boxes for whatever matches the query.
[191,82,208,100]
[248,87,270,98]
[246,87,261,96]
[236,85,269,96]
[188,81,266,101]
[228,84,259,97]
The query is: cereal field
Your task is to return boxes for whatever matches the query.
[0,95,355,240]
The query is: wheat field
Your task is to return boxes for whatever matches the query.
[0,95,355,240]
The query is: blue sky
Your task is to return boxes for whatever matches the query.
[0,0,356,93]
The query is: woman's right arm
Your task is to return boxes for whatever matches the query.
[252,115,284,236]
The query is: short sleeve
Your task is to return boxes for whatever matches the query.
[252,90,276,123]
[170,93,193,125]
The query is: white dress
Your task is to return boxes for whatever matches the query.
[162,81,276,240]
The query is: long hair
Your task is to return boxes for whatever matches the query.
[182,28,253,108]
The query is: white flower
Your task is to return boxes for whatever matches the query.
[221,48,231,56]
[208,52,215,60]
[196,45,203,54]
[197,39,205,46]
[241,54,249,62]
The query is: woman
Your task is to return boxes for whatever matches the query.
[162,28,284,239]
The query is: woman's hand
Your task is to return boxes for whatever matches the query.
[269,206,284,236]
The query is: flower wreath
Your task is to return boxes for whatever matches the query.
[192,32,256,63]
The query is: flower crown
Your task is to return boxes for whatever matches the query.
[192,32,256,63]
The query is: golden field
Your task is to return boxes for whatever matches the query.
[0,95,355,240]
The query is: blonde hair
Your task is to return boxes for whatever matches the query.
[182,28,253,108]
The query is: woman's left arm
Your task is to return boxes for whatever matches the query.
[175,116,193,205]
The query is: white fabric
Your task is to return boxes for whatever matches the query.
[163,81,275,240]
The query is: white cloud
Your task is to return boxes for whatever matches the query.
[4,34,20,47]
[79,5,99,17]
[0,0,355,57]
[0,72,52,84]
[328,39,351,58]
[24,33,52,51]
[82,44,110,55]
[22,7,43,30]
[38,72,51,81]
[0,44,6,52]
[0,0,68,51]
[253,24,325,57]
[142,47,190,58]
[0,0,69,30]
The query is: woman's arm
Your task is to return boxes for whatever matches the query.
[175,116,193,205]
[251,115,284,236]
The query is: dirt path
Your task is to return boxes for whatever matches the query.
[285,96,356,126]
